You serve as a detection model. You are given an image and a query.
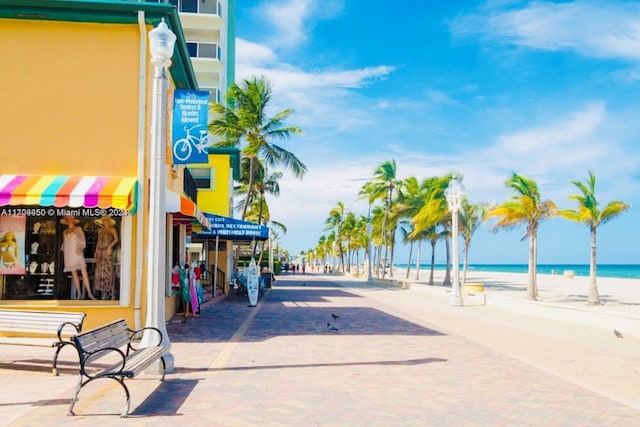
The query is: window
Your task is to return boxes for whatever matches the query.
[1,212,123,301]
[186,42,220,60]
[201,87,220,104]
[169,0,221,15]
[189,167,215,190]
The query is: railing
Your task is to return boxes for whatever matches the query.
[200,265,225,301]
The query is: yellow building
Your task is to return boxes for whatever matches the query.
[0,0,213,331]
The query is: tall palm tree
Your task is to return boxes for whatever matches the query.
[558,171,630,305]
[486,173,557,300]
[412,175,455,286]
[235,158,283,226]
[460,200,488,283]
[208,76,306,220]
[369,160,400,277]
[325,201,346,272]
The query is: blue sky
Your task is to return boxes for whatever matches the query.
[234,0,640,265]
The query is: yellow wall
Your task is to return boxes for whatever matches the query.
[0,18,147,326]
[0,19,141,175]
[195,155,232,215]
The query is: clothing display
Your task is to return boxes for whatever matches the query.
[94,227,116,293]
[61,227,86,272]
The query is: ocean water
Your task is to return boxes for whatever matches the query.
[394,264,640,279]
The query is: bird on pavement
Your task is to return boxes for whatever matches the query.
[614,329,624,338]
[327,322,339,332]
[331,313,340,320]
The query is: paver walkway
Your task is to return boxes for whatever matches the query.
[2,273,639,426]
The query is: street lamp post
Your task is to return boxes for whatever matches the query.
[140,18,176,373]
[366,222,374,285]
[445,178,465,307]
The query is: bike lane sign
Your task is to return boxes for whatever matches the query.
[171,89,210,164]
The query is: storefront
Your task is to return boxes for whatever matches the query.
[0,1,204,331]
[0,175,137,302]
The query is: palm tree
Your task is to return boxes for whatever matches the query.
[486,173,557,300]
[368,160,401,277]
[235,158,283,225]
[558,171,630,305]
[325,201,346,272]
[208,76,306,220]
[412,175,455,286]
[460,200,488,283]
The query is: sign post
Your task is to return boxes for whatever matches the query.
[246,258,259,307]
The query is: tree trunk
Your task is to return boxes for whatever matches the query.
[588,226,601,305]
[415,240,421,281]
[406,241,413,279]
[241,156,257,221]
[526,232,537,300]
[429,241,436,286]
[443,231,451,286]
[388,227,396,278]
[462,242,470,283]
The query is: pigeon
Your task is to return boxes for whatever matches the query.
[331,313,340,320]
[614,329,624,338]
[327,322,339,332]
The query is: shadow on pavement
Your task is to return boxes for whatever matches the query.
[168,276,444,344]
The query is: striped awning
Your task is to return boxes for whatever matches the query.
[166,190,211,230]
[0,175,138,212]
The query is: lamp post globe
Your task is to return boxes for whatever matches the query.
[445,178,465,306]
[148,18,176,66]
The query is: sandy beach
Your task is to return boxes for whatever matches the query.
[388,267,640,311]
[338,267,640,340]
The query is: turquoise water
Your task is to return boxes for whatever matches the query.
[395,264,640,279]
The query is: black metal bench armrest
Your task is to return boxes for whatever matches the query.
[56,321,82,341]
[80,347,127,379]
[127,326,163,353]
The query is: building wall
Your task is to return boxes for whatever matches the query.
[195,155,232,216]
[0,18,145,329]
[0,19,141,175]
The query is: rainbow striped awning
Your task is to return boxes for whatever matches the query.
[166,190,211,230]
[0,175,138,212]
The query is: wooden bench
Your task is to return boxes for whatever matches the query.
[0,309,86,375]
[68,318,167,418]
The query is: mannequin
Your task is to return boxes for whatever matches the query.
[93,215,119,300]
[60,215,96,300]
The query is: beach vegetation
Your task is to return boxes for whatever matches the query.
[485,173,558,300]
[558,170,630,305]
[366,160,402,278]
[325,201,346,272]
[411,175,459,286]
[460,201,488,283]
[208,76,305,221]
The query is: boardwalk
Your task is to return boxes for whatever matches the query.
[2,273,640,426]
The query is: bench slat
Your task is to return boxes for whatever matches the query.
[101,346,166,377]
[0,310,85,336]
[73,320,130,354]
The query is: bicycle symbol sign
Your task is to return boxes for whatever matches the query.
[173,124,209,162]
[171,89,210,164]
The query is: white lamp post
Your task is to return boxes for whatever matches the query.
[366,222,374,285]
[445,178,465,307]
[140,18,176,373]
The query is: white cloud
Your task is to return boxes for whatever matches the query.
[451,1,640,61]
[235,39,278,67]
[256,0,345,49]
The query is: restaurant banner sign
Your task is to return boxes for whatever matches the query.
[194,213,269,241]
[172,89,210,165]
